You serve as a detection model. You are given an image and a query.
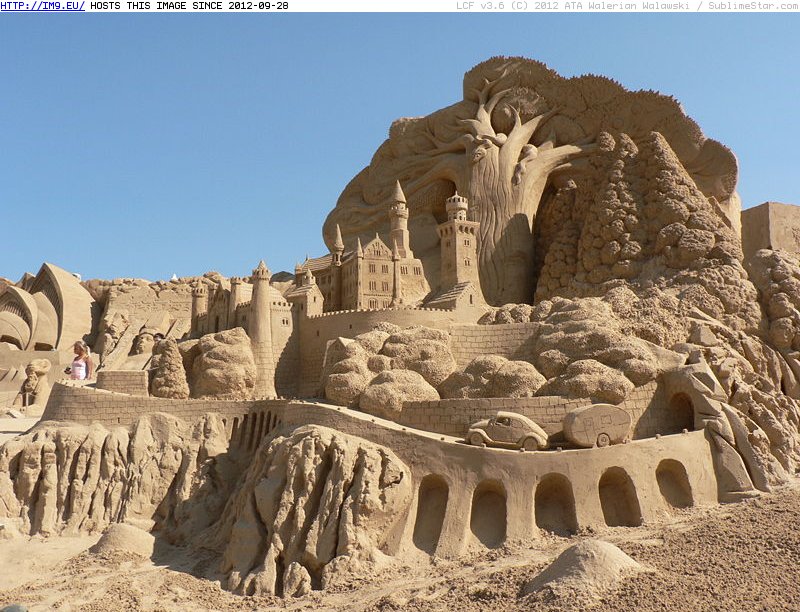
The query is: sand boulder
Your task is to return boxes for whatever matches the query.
[359,370,439,420]
[188,328,257,400]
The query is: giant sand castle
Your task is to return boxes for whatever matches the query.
[3,56,800,605]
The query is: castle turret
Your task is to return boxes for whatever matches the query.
[332,224,345,266]
[389,181,413,259]
[249,260,277,397]
[191,284,208,335]
[437,192,482,291]
[287,267,324,318]
[391,238,403,307]
[355,237,364,309]
[228,276,243,328]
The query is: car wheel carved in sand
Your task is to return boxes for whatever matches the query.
[467,411,549,451]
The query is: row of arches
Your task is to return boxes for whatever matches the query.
[412,459,694,553]
[227,410,281,451]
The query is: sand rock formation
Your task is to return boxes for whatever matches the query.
[183,328,257,400]
[748,249,800,351]
[150,338,190,399]
[380,326,455,388]
[213,425,412,596]
[359,370,439,419]
[321,325,456,412]
[439,355,546,399]
[0,413,230,536]
[530,297,666,399]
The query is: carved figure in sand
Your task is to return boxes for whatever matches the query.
[14,359,52,410]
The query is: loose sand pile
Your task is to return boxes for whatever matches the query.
[522,539,645,600]
[89,524,155,558]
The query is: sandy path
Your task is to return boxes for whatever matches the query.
[3,483,800,611]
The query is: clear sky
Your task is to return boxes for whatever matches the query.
[2,14,798,282]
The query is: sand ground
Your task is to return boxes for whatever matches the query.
[2,481,800,611]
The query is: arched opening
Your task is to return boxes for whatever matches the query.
[667,393,695,434]
[238,414,250,446]
[412,475,449,554]
[33,343,53,351]
[656,459,693,509]
[535,473,578,536]
[598,467,642,527]
[251,412,263,449]
[0,335,22,349]
[231,417,239,443]
[470,480,506,548]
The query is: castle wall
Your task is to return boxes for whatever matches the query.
[399,381,676,441]
[298,307,462,397]
[278,400,718,553]
[41,381,289,427]
[105,284,193,322]
[38,381,718,554]
[742,201,800,262]
[449,321,539,367]
[96,370,149,396]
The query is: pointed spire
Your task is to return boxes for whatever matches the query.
[356,237,363,258]
[333,224,344,252]
[252,260,271,281]
[391,180,406,205]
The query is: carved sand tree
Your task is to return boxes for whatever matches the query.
[324,57,739,306]
[415,72,596,303]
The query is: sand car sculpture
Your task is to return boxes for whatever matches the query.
[467,411,549,451]
[563,403,632,448]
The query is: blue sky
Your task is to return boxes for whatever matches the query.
[2,14,798,282]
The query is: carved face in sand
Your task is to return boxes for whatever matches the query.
[132,331,155,355]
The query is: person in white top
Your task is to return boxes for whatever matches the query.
[69,341,94,380]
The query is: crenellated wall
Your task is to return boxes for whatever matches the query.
[41,381,289,428]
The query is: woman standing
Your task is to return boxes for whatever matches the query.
[69,341,94,380]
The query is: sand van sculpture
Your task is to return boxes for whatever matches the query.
[4,56,800,599]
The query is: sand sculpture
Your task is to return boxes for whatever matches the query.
[4,56,800,604]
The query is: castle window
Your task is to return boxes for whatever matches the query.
[382,281,389,291]
[446,240,451,248]
[382,264,389,274]
[464,239,470,246]
[369,299,378,309]
[414,266,421,275]
[369,263,376,273]
[369,281,377,290]
[401,266,408,275]
[465,259,471,266]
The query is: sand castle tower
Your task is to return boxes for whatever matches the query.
[389,181,413,259]
[228,276,243,328]
[438,192,481,289]
[191,284,208,334]
[249,260,277,398]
